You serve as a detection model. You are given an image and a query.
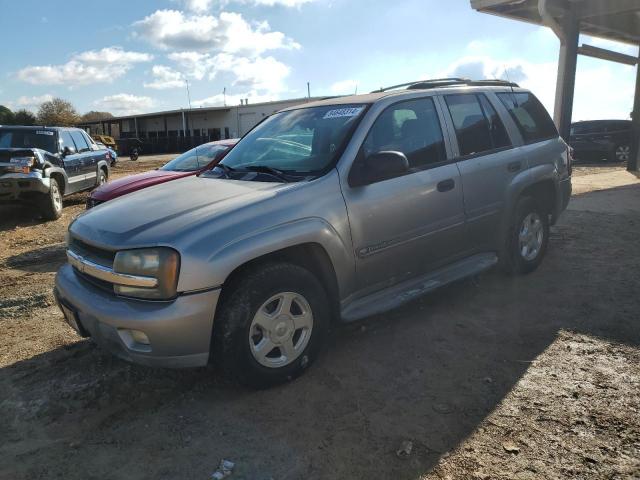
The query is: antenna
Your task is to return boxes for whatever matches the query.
[503,65,518,105]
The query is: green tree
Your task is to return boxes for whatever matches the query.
[0,105,15,125]
[80,111,114,122]
[37,98,79,126]
[13,109,37,126]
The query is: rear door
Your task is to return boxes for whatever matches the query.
[341,97,466,294]
[439,92,519,252]
[68,130,95,188]
[58,130,84,193]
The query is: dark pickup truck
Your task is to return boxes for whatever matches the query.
[0,126,111,220]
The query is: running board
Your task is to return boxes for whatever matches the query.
[340,253,498,322]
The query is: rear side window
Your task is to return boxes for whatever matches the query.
[445,94,511,157]
[59,131,76,153]
[497,92,558,144]
[362,97,447,170]
[69,131,89,152]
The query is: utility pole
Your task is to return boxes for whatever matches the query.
[307,82,311,99]
[223,87,227,107]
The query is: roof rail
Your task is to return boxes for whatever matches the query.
[372,78,519,93]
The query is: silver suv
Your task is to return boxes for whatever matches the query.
[55,79,572,387]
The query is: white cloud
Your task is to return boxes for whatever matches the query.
[192,91,275,107]
[16,47,153,86]
[183,0,215,13]
[144,65,185,89]
[11,94,54,111]
[210,53,290,92]
[167,51,213,80]
[133,10,299,55]
[181,0,314,10]
[330,79,358,94]
[94,94,155,115]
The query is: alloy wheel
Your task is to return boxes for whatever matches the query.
[249,292,314,368]
[518,212,544,262]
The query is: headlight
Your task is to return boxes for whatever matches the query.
[9,156,35,174]
[113,248,180,300]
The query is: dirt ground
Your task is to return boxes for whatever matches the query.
[1,158,639,479]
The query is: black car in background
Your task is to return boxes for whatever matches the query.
[569,120,632,163]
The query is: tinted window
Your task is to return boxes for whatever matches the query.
[0,128,58,153]
[69,131,89,152]
[362,98,446,170]
[497,92,557,143]
[605,121,632,133]
[161,144,230,171]
[59,131,76,153]
[445,94,510,156]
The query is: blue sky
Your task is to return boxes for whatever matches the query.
[0,0,637,121]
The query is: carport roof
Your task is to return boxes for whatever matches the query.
[470,0,640,46]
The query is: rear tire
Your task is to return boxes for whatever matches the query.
[97,169,107,186]
[212,262,329,389]
[502,196,549,275]
[612,144,631,163]
[40,177,63,221]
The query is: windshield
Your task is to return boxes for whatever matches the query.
[0,128,58,153]
[160,143,231,172]
[218,104,366,176]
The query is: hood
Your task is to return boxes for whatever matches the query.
[91,169,190,200]
[71,175,289,248]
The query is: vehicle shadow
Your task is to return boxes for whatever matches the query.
[1,187,639,479]
[3,243,66,273]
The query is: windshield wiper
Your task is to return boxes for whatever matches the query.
[240,165,292,182]
[211,163,236,178]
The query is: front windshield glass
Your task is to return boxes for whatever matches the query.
[160,144,230,172]
[0,128,57,153]
[218,104,366,175]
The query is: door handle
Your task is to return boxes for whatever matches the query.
[437,179,455,192]
[507,161,521,172]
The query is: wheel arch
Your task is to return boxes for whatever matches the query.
[217,242,342,324]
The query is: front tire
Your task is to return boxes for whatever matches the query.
[212,262,329,389]
[502,196,549,275]
[40,177,63,221]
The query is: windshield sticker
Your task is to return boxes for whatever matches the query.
[323,107,364,119]
[36,131,54,135]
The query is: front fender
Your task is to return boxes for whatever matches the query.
[177,217,355,298]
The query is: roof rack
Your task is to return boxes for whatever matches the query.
[372,78,519,93]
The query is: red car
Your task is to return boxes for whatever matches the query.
[86,139,238,209]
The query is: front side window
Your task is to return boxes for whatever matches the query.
[217,104,366,177]
[361,98,446,170]
[445,94,511,157]
[161,144,230,171]
[70,131,89,152]
[497,92,557,144]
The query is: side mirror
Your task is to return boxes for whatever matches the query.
[359,151,409,185]
[62,146,74,157]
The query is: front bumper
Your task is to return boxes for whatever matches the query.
[0,171,50,203]
[54,263,220,368]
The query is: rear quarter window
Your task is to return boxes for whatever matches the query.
[497,92,558,144]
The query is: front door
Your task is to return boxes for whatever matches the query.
[341,97,466,295]
[69,130,96,188]
[58,130,84,193]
